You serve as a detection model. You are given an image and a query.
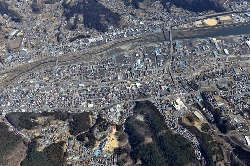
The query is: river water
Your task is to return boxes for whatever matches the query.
[173,23,250,40]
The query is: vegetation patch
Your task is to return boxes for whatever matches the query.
[5,112,39,130]
[122,0,225,12]
[21,139,66,166]
[0,122,22,165]
[62,0,121,32]
[0,1,22,22]
[124,101,198,166]
[69,112,91,136]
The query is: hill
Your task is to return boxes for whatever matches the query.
[120,101,199,166]
[62,0,121,32]
[123,0,225,12]
[0,122,22,165]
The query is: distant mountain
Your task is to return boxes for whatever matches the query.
[61,0,225,32]
[166,0,225,12]
[123,0,225,12]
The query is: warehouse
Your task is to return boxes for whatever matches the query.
[194,111,204,121]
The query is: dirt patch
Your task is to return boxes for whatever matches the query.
[216,160,224,166]
[217,16,231,21]
[204,18,218,26]
[4,141,27,166]
[104,128,119,152]
[144,136,153,144]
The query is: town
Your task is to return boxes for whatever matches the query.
[1,0,250,166]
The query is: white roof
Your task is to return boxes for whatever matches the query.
[245,136,250,146]
[174,98,187,111]
[194,111,204,120]
[246,41,250,48]
[224,49,229,55]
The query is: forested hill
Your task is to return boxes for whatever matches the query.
[0,1,22,22]
[121,101,199,166]
[62,0,121,32]
[123,0,225,12]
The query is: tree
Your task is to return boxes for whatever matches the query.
[201,123,210,132]
[69,112,91,136]
[30,3,42,14]
[21,140,47,166]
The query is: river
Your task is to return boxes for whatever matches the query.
[173,23,250,40]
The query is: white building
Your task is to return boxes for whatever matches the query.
[9,29,18,37]
[246,41,250,48]
[245,136,250,146]
[173,98,187,111]
[88,38,96,43]
[224,49,229,55]
[194,111,204,121]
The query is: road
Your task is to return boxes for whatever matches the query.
[217,132,250,137]
[0,93,190,112]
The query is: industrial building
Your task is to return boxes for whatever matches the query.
[193,111,204,121]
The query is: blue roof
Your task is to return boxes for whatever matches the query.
[175,41,181,46]
[212,50,217,57]
[60,88,64,92]
[153,29,161,33]
[243,8,249,12]
[245,13,250,17]
[7,56,12,61]
[155,47,159,52]
[136,64,143,69]
[94,149,99,156]
[179,61,187,68]
[158,70,163,73]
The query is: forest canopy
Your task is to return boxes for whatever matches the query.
[122,0,224,12]
[62,0,121,32]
